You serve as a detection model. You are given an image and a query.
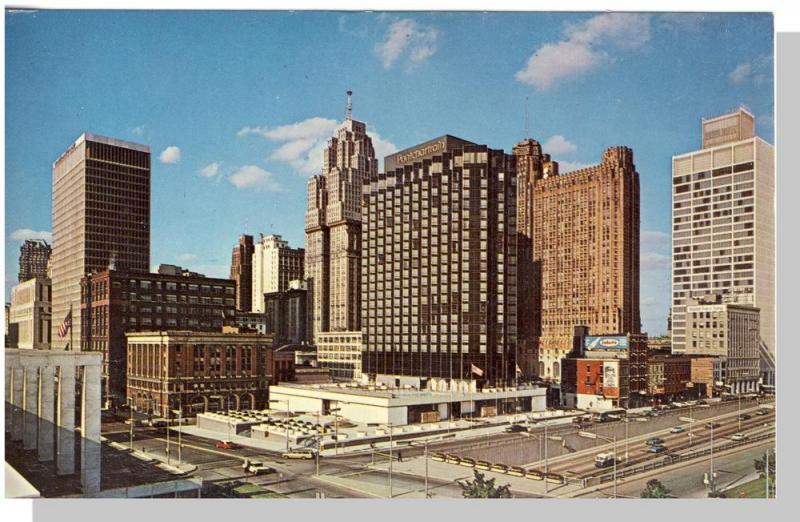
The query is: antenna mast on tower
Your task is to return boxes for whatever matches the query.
[524,96,530,139]
[346,90,353,121]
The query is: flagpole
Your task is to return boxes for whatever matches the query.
[70,303,74,351]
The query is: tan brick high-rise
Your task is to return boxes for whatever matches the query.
[305,92,378,341]
[51,133,150,351]
[516,143,641,383]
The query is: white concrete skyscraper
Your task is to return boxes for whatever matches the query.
[670,108,775,373]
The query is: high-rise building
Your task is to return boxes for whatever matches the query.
[264,279,308,346]
[18,239,52,283]
[305,91,378,339]
[516,144,641,383]
[230,234,254,312]
[251,234,304,313]
[361,136,518,387]
[51,133,150,350]
[671,108,775,365]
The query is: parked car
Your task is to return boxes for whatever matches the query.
[704,422,721,429]
[525,469,544,480]
[545,473,564,484]
[755,409,768,416]
[490,463,509,474]
[431,452,446,462]
[215,440,240,450]
[645,437,665,446]
[459,458,477,468]
[508,466,526,477]
[670,426,685,434]
[731,433,749,442]
[505,424,528,433]
[475,460,491,471]
[282,448,315,459]
[648,445,667,454]
[445,454,462,465]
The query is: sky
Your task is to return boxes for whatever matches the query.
[4,10,774,335]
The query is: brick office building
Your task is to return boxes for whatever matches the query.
[646,355,694,403]
[515,143,641,384]
[126,330,277,417]
[80,267,236,406]
[561,333,648,409]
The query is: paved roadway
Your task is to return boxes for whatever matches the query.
[576,439,775,498]
[100,397,773,498]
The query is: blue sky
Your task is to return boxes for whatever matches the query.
[4,10,774,335]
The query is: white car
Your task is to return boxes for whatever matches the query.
[670,426,685,434]
[731,433,748,442]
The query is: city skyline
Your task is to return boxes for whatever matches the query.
[4,11,775,335]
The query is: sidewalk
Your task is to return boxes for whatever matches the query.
[104,438,197,475]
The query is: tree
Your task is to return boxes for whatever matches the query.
[640,479,671,498]
[460,470,513,498]
[754,449,776,496]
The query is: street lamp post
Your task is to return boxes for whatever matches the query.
[578,430,618,498]
[172,408,183,466]
[399,433,455,499]
[128,397,135,450]
[315,410,321,476]
[269,399,291,452]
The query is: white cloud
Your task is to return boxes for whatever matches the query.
[176,253,198,263]
[239,117,397,176]
[516,13,651,91]
[729,63,752,84]
[641,229,670,247]
[159,146,181,164]
[198,162,221,178]
[375,18,439,69]
[543,135,577,156]
[641,252,671,270]
[557,161,592,174]
[131,126,145,136]
[10,228,52,243]
[369,130,399,171]
[728,56,772,86]
[228,165,282,192]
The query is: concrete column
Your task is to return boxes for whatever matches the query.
[23,366,39,450]
[38,365,56,461]
[81,364,102,496]
[11,367,24,442]
[57,364,76,475]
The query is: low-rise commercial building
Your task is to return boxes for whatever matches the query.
[126,330,277,417]
[268,382,546,427]
[646,355,693,403]
[9,277,51,350]
[683,294,761,394]
[561,332,648,409]
[81,268,237,406]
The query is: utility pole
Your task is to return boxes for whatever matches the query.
[129,398,134,450]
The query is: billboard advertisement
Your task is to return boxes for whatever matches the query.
[602,361,620,398]
[584,336,629,351]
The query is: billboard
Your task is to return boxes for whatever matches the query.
[584,336,629,351]
[602,361,620,398]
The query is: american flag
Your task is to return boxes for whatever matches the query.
[57,309,72,338]
[470,364,484,377]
